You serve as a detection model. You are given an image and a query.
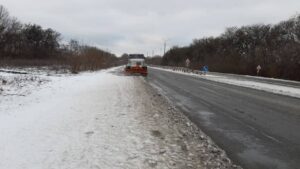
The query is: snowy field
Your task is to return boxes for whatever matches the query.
[151,67,300,99]
[0,67,240,169]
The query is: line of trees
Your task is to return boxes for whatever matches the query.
[161,15,300,81]
[0,5,119,72]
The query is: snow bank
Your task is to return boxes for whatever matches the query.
[0,70,140,169]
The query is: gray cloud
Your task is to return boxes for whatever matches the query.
[1,0,300,55]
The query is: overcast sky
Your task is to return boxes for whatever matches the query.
[0,0,300,56]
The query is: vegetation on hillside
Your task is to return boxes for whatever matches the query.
[161,15,300,80]
[0,5,119,73]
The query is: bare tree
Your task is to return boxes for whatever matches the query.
[162,15,300,80]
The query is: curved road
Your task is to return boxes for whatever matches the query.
[147,68,300,169]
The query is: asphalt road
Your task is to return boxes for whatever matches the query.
[147,67,300,169]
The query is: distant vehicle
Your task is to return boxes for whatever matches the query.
[124,54,148,76]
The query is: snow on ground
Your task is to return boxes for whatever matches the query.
[0,67,69,98]
[1,68,158,169]
[151,67,300,99]
[0,67,241,169]
[0,72,49,97]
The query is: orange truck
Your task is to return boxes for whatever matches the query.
[124,54,148,76]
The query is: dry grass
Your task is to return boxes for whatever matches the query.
[0,54,120,74]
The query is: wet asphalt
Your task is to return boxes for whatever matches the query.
[147,68,300,169]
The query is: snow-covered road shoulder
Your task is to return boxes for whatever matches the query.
[151,67,300,99]
[0,67,241,169]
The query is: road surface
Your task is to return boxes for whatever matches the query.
[147,67,300,169]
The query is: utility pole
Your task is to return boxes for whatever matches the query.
[152,50,154,57]
[163,41,166,56]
